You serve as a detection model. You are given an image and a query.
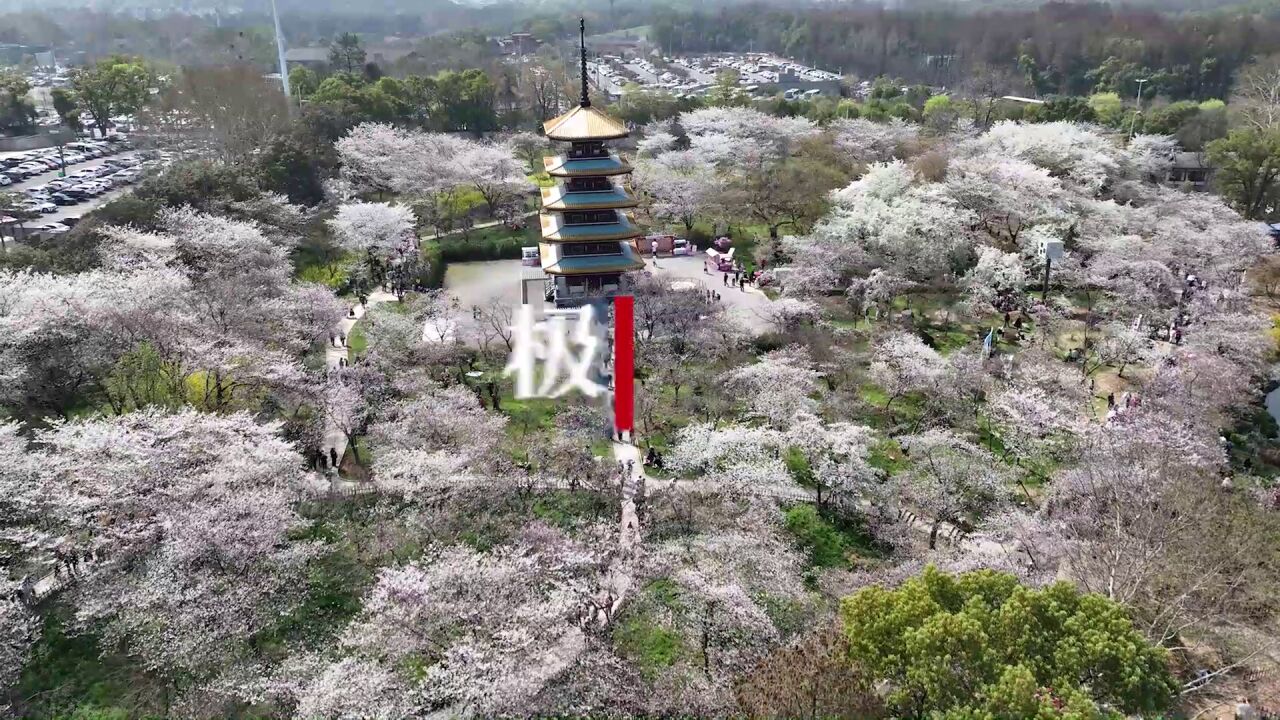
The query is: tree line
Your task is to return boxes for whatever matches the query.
[650,1,1280,101]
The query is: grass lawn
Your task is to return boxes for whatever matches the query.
[346,325,368,361]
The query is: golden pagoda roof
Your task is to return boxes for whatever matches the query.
[543,105,629,141]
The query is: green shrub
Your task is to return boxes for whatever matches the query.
[614,614,684,675]
[841,566,1178,718]
[784,505,849,568]
[421,241,445,289]
[439,236,527,262]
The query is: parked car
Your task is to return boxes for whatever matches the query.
[60,215,81,227]
[50,192,79,206]
[0,174,9,187]
[34,222,68,234]
[25,200,56,214]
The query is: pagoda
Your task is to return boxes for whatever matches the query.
[538,18,645,307]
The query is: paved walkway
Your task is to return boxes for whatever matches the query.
[645,254,775,333]
[419,211,536,242]
[323,289,397,478]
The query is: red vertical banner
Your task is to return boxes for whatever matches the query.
[613,294,635,433]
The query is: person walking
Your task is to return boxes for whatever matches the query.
[1106,392,1115,408]
[722,272,728,286]
[317,450,327,470]
[329,447,339,469]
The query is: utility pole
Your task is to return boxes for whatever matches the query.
[270,0,293,115]
[1128,78,1148,139]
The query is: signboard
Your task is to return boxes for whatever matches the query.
[503,295,635,435]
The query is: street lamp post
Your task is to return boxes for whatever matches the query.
[1128,78,1149,139]
[1039,237,1064,301]
[269,0,293,114]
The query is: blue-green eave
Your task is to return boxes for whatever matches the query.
[540,241,646,275]
[543,154,633,178]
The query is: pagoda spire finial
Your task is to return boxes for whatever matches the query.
[579,17,591,108]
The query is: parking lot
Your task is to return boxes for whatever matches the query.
[2,140,149,237]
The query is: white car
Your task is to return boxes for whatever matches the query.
[0,174,10,186]
[35,222,69,234]
[25,201,57,214]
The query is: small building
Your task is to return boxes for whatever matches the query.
[1169,152,1213,191]
[284,47,329,70]
[498,32,541,56]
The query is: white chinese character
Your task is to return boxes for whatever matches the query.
[504,304,606,399]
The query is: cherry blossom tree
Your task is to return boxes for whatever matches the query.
[785,412,880,508]
[368,384,508,498]
[334,123,407,198]
[328,201,417,259]
[829,118,919,164]
[453,141,532,218]
[961,246,1027,314]
[290,657,410,720]
[1,570,38,710]
[723,346,820,427]
[868,332,945,414]
[322,365,391,465]
[761,297,822,334]
[985,351,1092,469]
[897,429,1010,548]
[792,163,975,285]
[335,123,470,200]
[845,269,915,319]
[0,266,190,418]
[678,107,819,160]
[340,526,609,716]
[14,409,323,681]
[1125,134,1179,182]
[633,149,722,234]
[1049,421,1280,646]
[942,154,1066,249]
[666,422,794,497]
[967,121,1124,194]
